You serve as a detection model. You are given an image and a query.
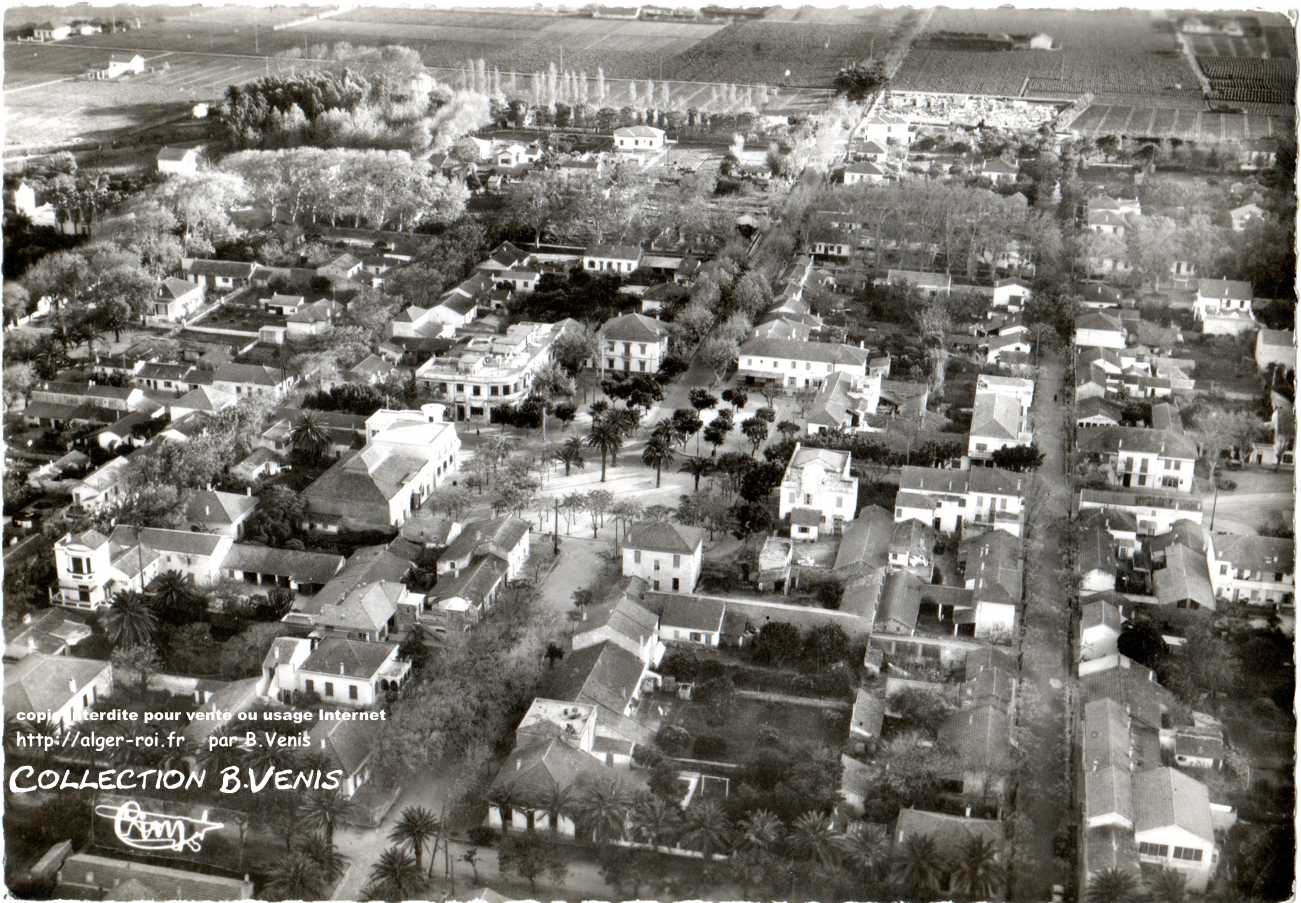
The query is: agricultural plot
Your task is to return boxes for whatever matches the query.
[894,8,1204,101]
[1199,57,1296,107]
[1068,102,1284,142]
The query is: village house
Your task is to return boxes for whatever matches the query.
[895,465,1026,539]
[1229,202,1266,232]
[1078,487,1203,537]
[992,277,1032,312]
[435,516,531,581]
[3,609,95,660]
[260,635,409,706]
[805,370,884,434]
[858,109,912,147]
[844,161,888,185]
[210,361,295,400]
[612,124,666,153]
[884,269,952,297]
[1076,426,1198,493]
[621,521,704,593]
[1208,534,1294,607]
[156,145,201,176]
[648,592,728,646]
[1079,598,1124,662]
[980,157,1019,185]
[152,277,205,321]
[88,52,145,79]
[301,411,460,533]
[4,653,113,735]
[1254,327,1294,372]
[181,258,258,292]
[1075,311,1127,349]
[968,381,1034,464]
[572,577,663,665]
[598,312,671,374]
[737,337,872,389]
[582,244,643,275]
[959,529,1023,639]
[219,543,344,597]
[778,445,859,539]
[184,488,258,538]
[1194,278,1256,335]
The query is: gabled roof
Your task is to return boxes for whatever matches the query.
[1213,534,1294,575]
[585,243,642,260]
[430,555,507,607]
[845,161,885,175]
[212,361,283,387]
[834,506,894,573]
[739,337,869,367]
[623,521,703,555]
[613,125,664,138]
[851,689,885,738]
[1081,598,1124,632]
[546,640,646,729]
[970,391,1024,441]
[4,653,110,716]
[1077,310,1125,333]
[490,736,612,808]
[157,145,197,162]
[1197,277,1252,301]
[877,571,923,631]
[300,637,394,680]
[222,543,345,584]
[1075,425,1198,460]
[576,577,657,644]
[1131,767,1213,842]
[308,716,374,775]
[646,591,725,633]
[981,157,1018,174]
[108,525,227,558]
[160,276,200,298]
[895,807,1004,854]
[939,702,1011,772]
[186,489,257,527]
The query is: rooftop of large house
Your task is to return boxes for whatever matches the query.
[834,505,894,573]
[4,653,109,716]
[1212,534,1294,575]
[1258,327,1294,348]
[545,640,648,740]
[1132,767,1214,842]
[1154,545,1215,610]
[575,577,656,642]
[221,543,345,584]
[645,591,726,634]
[430,556,507,608]
[1079,486,1203,513]
[971,391,1025,441]
[1076,425,1198,460]
[185,489,257,528]
[938,702,1011,773]
[739,336,870,367]
[441,516,530,564]
[1081,598,1124,632]
[300,637,394,680]
[308,715,374,776]
[895,807,1005,851]
[622,521,703,555]
[1197,277,1252,300]
[57,852,254,900]
[601,312,670,343]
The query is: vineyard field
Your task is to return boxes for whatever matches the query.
[1068,103,1284,141]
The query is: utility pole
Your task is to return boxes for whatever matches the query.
[553,497,560,555]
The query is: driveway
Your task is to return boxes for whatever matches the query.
[1199,469,1293,535]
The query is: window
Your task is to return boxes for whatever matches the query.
[324,682,335,697]
[1220,564,1229,576]
[1173,847,1202,862]
[1139,842,1169,858]
[349,685,359,700]
[633,550,642,564]
[70,557,87,575]
[305,679,315,693]
[689,632,702,642]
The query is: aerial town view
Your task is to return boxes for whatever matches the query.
[0,2,1295,901]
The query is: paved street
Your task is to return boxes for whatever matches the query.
[1010,354,1075,901]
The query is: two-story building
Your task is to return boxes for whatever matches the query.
[621,521,704,593]
[261,635,409,706]
[1076,427,1198,493]
[1194,278,1256,335]
[737,337,871,389]
[1075,311,1128,349]
[598,313,671,374]
[895,466,1026,539]
[805,370,884,434]
[153,277,205,321]
[211,362,296,401]
[778,445,859,539]
[968,383,1033,464]
[1208,534,1293,607]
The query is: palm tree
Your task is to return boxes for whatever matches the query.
[893,834,944,900]
[571,776,630,845]
[540,782,572,834]
[297,831,347,883]
[532,361,575,454]
[680,799,730,862]
[388,805,442,874]
[1085,867,1141,903]
[365,846,423,901]
[265,852,326,901]
[555,435,585,476]
[735,809,784,852]
[488,781,522,833]
[101,589,158,649]
[641,431,676,487]
[629,792,681,851]
[152,570,194,611]
[300,789,355,848]
[836,821,890,883]
[679,455,715,492]
[950,834,1003,900]
[1144,867,1188,903]
[790,812,840,878]
[290,410,331,463]
[585,414,625,483]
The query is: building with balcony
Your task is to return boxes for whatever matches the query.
[778,445,859,539]
[805,370,884,435]
[51,529,153,611]
[415,320,580,422]
[737,337,872,389]
[1077,427,1198,494]
[598,313,670,374]
[895,466,1026,539]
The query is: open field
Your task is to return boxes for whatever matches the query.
[1068,103,1283,141]
[661,693,849,765]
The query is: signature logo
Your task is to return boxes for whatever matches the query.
[94,800,223,853]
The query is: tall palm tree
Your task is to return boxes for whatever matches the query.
[388,805,441,874]
[629,792,681,852]
[265,852,326,901]
[736,809,784,852]
[540,782,572,834]
[893,834,944,901]
[571,776,630,845]
[488,781,522,833]
[555,435,585,476]
[1144,867,1188,903]
[299,789,355,848]
[297,831,347,883]
[585,414,625,483]
[836,821,890,884]
[365,846,423,901]
[950,834,1003,901]
[101,589,158,649]
[679,455,715,492]
[531,361,575,453]
[680,799,730,862]
[1084,867,1141,903]
[290,410,331,463]
[641,431,676,488]
[791,811,840,869]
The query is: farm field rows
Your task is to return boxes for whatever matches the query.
[1068,103,1283,141]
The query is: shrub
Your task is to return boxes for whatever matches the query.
[656,724,692,756]
[693,735,728,759]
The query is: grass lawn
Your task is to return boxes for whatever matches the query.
[1182,334,1263,396]
[661,694,849,764]
[194,303,285,333]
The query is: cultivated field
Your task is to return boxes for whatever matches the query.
[1068,103,1283,141]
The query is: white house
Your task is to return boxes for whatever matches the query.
[212,362,296,401]
[1208,534,1293,607]
[858,110,912,147]
[778,445,859,539]
[621,521,704,594]
[992,277,1032,312]
[805,370,883,434]
[152,277,205,321]
[737,337,871,389]
[844,161,888,185]
[1075,311,1127,349]
[260,636,409,706]
[1076,427,1198,493]
[980,157,1019,185]
[1078,488,1203,537]
[884,269,951,297]
[599,312,670,374]
[582,244,642,275]
[895,466,1025,539]
[651,592,727,646]
[967,385,1033,463]
[4,653,114,735]
[612,125,665,152]
[89,52,145,79]
[1194,278,1256,336]
[156,145,201,176]
[1254,328,1294,372]
[1132,768,1219,893]
[1079,598,1124,661]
